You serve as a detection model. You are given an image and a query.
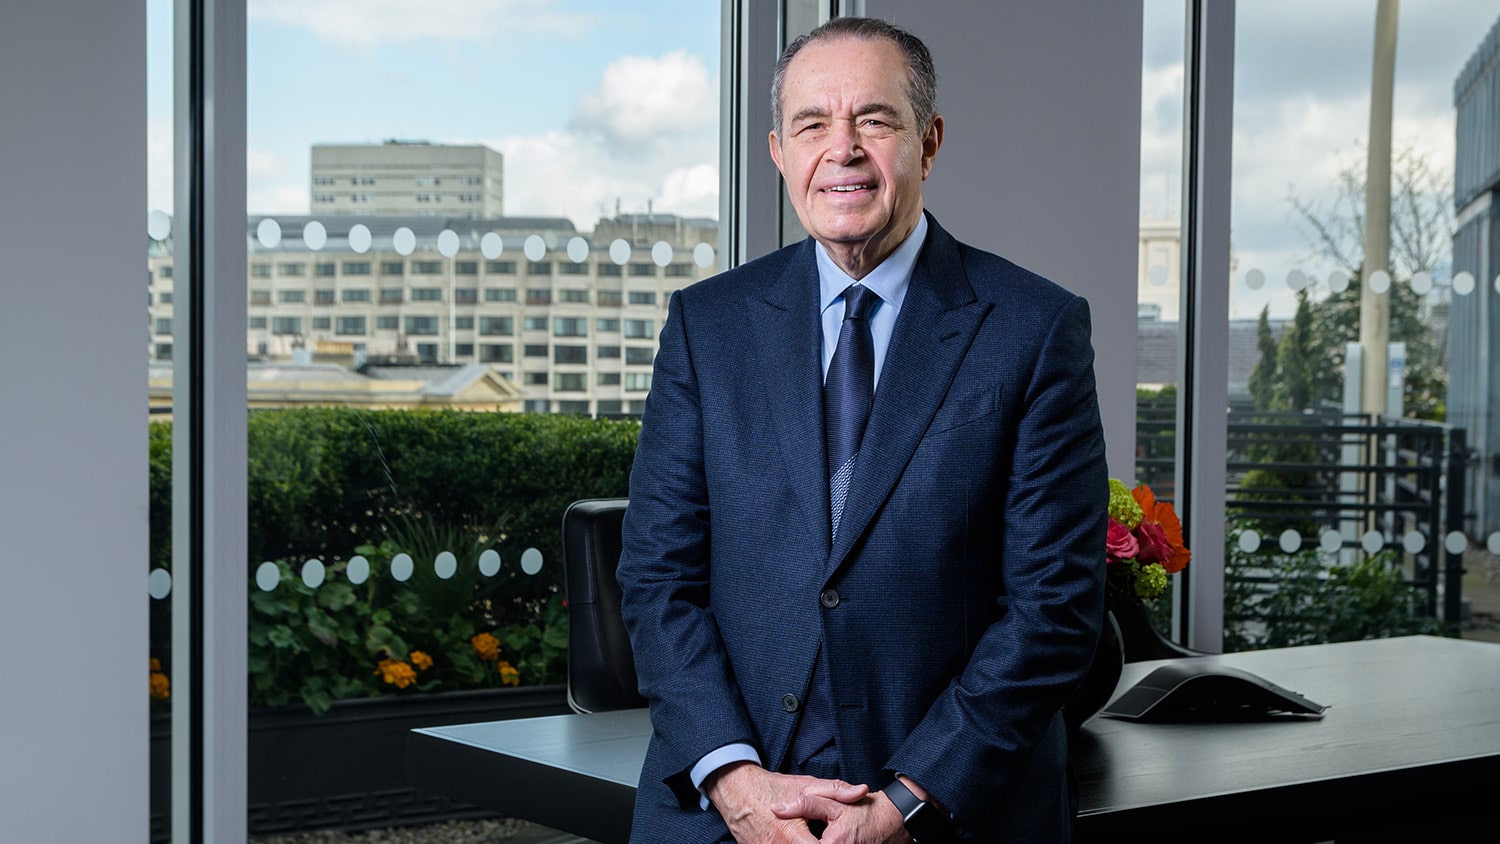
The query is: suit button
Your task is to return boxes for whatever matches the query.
[781,693,799,712]
[820,589,840,608]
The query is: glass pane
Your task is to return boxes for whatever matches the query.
[242,2,720,838]
[1225,1,1500,651]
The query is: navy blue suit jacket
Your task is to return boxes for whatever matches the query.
[617,214,1108,840]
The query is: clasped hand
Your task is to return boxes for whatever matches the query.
[705,762,911,844]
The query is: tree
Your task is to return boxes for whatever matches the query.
[1248,305,1279,411]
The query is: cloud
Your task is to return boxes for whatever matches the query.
[572,50,718,153]
[147,115,174,214]
[248,146,310,215]
[248,0,593,49]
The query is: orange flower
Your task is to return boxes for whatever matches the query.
[149,671,170,701]
[1131,484,1191,574]
[149,658,161,672]
[470,632,500,661]
[410,650,433,671]
[498,660,520,687]
[375,658,417,689]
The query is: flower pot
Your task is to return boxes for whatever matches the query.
[1063,611,1124,732]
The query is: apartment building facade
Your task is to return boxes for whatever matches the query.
[310,142,506,218]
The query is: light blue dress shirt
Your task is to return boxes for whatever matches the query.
[688,214,930,806]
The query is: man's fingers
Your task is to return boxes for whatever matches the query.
[770,794,849,822]
[800,778,869,802]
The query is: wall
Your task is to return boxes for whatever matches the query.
[864,0,1143,477]
[0,1,147,840]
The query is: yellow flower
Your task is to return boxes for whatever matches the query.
[470,632,501,662]
[410,650,433,671]
[149,657,161,672]
[1107,478,1144,529]
[1134,562,1169,600]
[498,660,520,687]
[375,658,417,689]
[149,671,170,701]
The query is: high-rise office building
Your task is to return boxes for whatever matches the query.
[310,141,505,218]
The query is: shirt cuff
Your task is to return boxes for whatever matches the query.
[690,743,763,811]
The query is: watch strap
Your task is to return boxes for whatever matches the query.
[881,778,949,842]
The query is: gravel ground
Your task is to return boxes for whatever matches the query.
[248,818,594,844]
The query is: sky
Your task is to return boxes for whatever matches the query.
[147,1,1500,320]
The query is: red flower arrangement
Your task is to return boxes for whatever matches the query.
[1105,478,1190,609]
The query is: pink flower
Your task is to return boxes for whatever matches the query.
[1134,520,1173,564]
[1106,518,1138,564]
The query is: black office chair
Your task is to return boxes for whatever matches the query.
[562,498,647,713]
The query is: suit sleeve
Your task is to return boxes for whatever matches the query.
[616,289,760,808]
[886,294,1108,828]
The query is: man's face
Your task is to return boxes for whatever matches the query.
[770,36,942,276]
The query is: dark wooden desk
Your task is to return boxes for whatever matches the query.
[408,636,1500,842]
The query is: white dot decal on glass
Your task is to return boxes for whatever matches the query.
[1494,274,1500,295]
[391,553,415,582]
[257,218,282,249]
[1286,269,1307,292]
[148,210,172,241]
[478,549,501,577]
[302,220,328,251]
[567,236,589,263]
[651,241,673,267]
[610,238,631,265]
[1444,531,1468,556]
[1238,530,1261,553]
[1452,272,1475,296]
[1328,270,1350,293]
[524,235,546,261]
[1402,531,1425,555]
[1361,530,1385,555]
[148,568,172,600]
[481,232,504,259]
[1148,265,1168,287]
[1488,532,1500,555]
[437,229,460,258]
[255,561,280,592]
[1244,269,1265,290]
[301,559,326,589]
[434,550,458,580]
[1368,270,1391,294]
[348,224,373,254]
[1320,530,1342,554]
[1279,529,1302,554]
[694,242,714,268]
[1409,271,1433,295]
[347,555,370,585]
[520,547,543,575]
[393,227,416,256]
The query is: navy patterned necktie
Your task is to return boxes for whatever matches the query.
[825,283,880,538]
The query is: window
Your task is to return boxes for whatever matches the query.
[454,261,479,275]
[341,261,371,275]
[250,290,271,306]
[314,289,335,306]
[480,316,514,336]
[159,265,173,279]
[598,372,621,386]
[596,399,624,416]
[559,262,588,276]
[485,287,517,302]
[626,346,655,365]
[312,176,334,186]
[155,318,173,335]
[596,317,620,332]
[527,262,553,276]
[315,262,336,277]
[554,317,587,337]
[311,316,331,331]
[412,260,442,275]
[524,372,548,386]
[485,260,516,274]
[380,288,403,304]
[155,343,173,361]
[524,344,549,358]
[597,290,623,307]
[454,343,474,357]
[336,316,366,336]
[555,373,586,392]
[271,317,302,335]
[411,288,443,302]
[405,316,439,335]
[624,319,654,339]
[526,288,552,305]
[376,315,399,330]
[596,345,621,359]
[557,400,590,414]
[628,291,657,306]
[598,263,623,277]
[159,292,173,304]
[480,344,513,363]
[248,316,267,329]
[251,263,271,278]
[665,264,693,278]
[523,316,548,331]
[625,372,653,391]
[416,343,438,362]
[455,288,478,304]
[278,262,306,277]
[277,290,306,304]
[559,289,589,302]
[628,263,656,277]
[554,345,587,364]
[381,261,405,276]
[341,288,371,303]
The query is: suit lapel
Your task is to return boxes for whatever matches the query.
[825,218,990,573]
[748,240,832,559]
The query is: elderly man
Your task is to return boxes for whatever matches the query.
[618,15,1106,843]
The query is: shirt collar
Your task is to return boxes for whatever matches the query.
[816,213,928,314]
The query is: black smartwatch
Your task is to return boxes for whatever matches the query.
[881,778,950,843]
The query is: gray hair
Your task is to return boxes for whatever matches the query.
[770,16,938,138]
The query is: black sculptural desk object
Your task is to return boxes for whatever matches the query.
[408,636,1500,843]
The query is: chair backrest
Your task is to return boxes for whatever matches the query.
[562,498,646,713]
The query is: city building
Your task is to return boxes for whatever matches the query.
[310,141,505,218]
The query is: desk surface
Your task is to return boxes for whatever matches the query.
[408,636,1500,842]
